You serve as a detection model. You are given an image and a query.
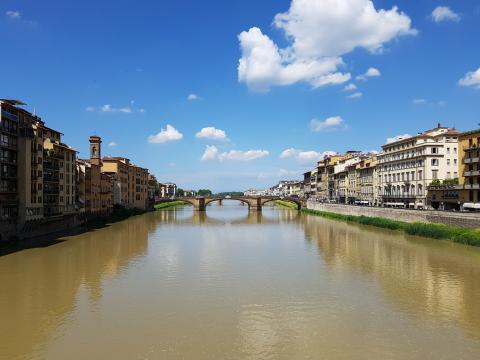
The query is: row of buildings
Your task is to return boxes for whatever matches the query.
[300,123,480,211]
[0,99,176,242]
[245,180,304,198]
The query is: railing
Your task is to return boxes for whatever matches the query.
[464,171,480,177]
[464,157,480,164]
[465,184,480,190]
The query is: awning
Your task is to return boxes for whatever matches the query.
[464,203,480,209]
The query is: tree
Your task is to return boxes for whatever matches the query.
[197,189,212,196]
[177,188,185,197]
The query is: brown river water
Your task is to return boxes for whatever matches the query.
[1,202,480,359]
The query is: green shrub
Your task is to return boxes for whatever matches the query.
[154,201,188,210]
[274,200,300,209]
[302,208,480,247]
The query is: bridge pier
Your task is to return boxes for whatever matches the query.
[249,197,262,212]
[194,197,206,211]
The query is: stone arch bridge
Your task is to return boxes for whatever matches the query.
[156,196,305,212]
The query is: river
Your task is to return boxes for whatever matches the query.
[1,202,480,359]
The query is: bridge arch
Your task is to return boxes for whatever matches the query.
[204,197,252,208]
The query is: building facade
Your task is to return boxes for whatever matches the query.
[377,124,459,209]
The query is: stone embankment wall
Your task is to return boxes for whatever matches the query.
[306,201,480,229]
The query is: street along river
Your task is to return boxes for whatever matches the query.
[1,201,480,359]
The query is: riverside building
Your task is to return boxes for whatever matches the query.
[377,124,459,209]
[1,99,79,241]
[428,129,480,210]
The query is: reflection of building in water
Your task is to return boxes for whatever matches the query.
[0,216,149,359]
[302,215,480,338]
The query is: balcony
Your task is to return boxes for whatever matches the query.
[380,194,419,199]
[43,162,60,170]
[465,184,480,190]
[43,175,59,182]
[464,170,480,177]
[464,145,479,151]
[464,157,480,164]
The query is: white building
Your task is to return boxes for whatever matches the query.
[377,124,459,208]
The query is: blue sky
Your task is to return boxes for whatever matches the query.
[1,0,480,192]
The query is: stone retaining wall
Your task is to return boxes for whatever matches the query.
[306,201,480,229]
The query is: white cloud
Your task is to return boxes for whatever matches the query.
[280,148,336,163]
[412,98,426,104]
[148,124,183,144]
[201,145,220,161]
[347,92,363,99]
[100,104,132,113]
[310,116,345,132]
[344,83,357,91]
[188,94,202,101]
[238,0,415,91]
[356,67,381,81]
[201,145,269,161]
[195,127,228,141]
[431,6,460,23]
[86,104,144,113]
[6,10,20,19]
[108,141,117,147]
[458,68,480,89]
[386,134,412,144]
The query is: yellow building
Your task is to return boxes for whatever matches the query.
[459,130,480,205]
[356,156,378,206]
[428,129,480,210]
[102,156,149,210]
[1,99,78,241]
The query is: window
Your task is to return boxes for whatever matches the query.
[431,147,439,154]
[454,147,457,154]
[431,159,439,166]
[454,159,457,165]
[447,147,450,154]
[447,172,451,179]
[432,170,439,180]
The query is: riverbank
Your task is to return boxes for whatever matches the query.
[302,208,480,247]
[274,200,300,209]
[154,201,187,210]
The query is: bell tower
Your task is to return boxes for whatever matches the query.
[89,135,102,166]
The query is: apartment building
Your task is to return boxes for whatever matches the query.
[1,100,22,234]
[356,156,378,206]
[102,156,149,210]
[160,182,177,198]
[377,124,459,209]
[459,130,480,205]
[332,153,362,204]
[315,161,328,200]
[428,129,480,210]
[303,170,312,197]
[1,99,79,240]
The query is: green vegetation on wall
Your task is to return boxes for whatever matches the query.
[302,208,480,247]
